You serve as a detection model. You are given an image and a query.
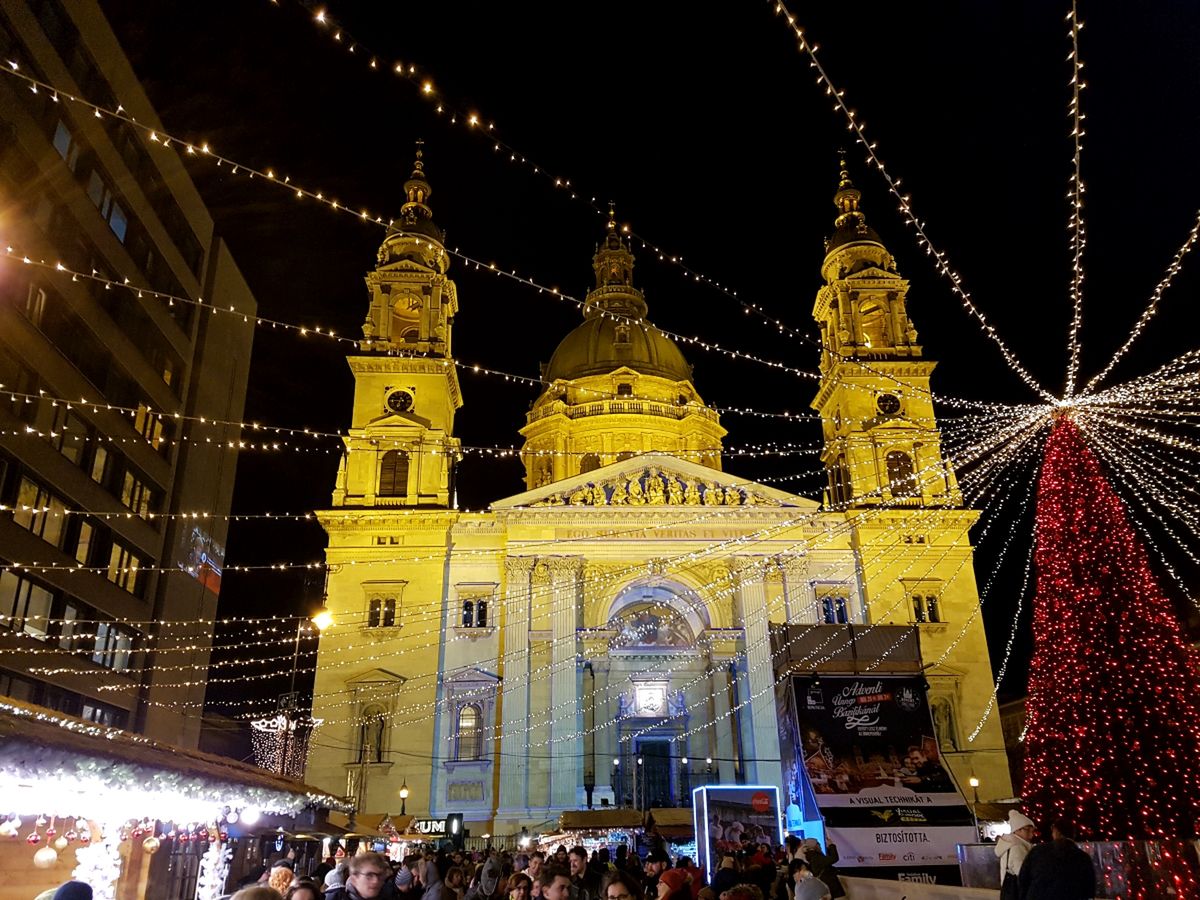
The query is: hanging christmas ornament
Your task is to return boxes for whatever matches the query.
[35,816,47,827]
[33,846,58,869]
[64,830,78,843]
[142,837,161,854]
[54,836,68,851]
[26,827,42,846]
[45,817,57,840]
[78,830,91,846]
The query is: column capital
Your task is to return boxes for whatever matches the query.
[505,556,536,577]
[545,556,585,580]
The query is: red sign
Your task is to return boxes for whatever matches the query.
[751,791,771,813]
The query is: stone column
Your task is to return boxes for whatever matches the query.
[708,653,737,784]
[499,557,534,812]
[736,560,784,788]
[548,557,583,809]
[781,557,813,623]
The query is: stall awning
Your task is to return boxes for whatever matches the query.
[0,697,349,822]
[559,810,643,832]
[646,808,694,840]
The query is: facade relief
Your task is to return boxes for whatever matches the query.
[534,465,778,507]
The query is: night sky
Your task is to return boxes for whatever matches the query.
[99,1,1200,716]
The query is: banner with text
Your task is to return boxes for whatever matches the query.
[792,675,975,883]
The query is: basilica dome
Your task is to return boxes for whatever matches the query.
[543,225,693,385]
[544,316,692,383]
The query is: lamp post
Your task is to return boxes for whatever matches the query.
[399,781,410,816]
[278,604,334,775]
[968,776,981,838]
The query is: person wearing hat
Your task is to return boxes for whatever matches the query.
[655,869,691,900]
[994,810,1037,898]
[641,851,669,900]
[465,855,503,900]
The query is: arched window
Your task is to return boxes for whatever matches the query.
[476,598,488,627]
[886,450,917,497]
[860,301,888,348]
[357,705,387,763]
[379,450,409,497]
[616,451,635,462]
[461,599,474,628]
[456,704,483,760]
[580,453,601,475]
[830,455,852,507]
[401,327,419,343]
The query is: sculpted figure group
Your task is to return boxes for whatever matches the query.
[542,466,766,508]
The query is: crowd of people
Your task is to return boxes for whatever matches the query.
[213,834,844,900]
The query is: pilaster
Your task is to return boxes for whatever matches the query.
[498,556,534,812]
[735,559,784,789]
[548,556,584,809]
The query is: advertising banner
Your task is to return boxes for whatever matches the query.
[791,675,975,884]
[692,786,783,881]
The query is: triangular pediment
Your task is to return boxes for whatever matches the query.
[491,452,818,510]
[346,667,407,686]
[845,266,900,281]
[364,410,432,429]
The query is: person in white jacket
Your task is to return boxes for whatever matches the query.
[994,810,1038,889]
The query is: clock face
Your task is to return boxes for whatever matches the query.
[876,393,902,416]
[386,389,414,414]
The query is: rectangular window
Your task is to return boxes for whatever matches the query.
[90,445,109,484]
[0,571,53,638]
[84,169,128,243]
[51,120,80,171]
[133,403,164,450]
[367,598,397,628]
[121,469,155,517]
[926,595,942,624]
[92,622,134,672]
[73,520,94,565]
[106,541,142,594]
[59,602,80,650]
[24,284,47,327]
[912,594,927,623]
[821,595,849,625]
[10,477,67,548]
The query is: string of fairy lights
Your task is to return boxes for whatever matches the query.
[1063,1,1088,399]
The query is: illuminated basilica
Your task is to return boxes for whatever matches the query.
[307,151,1012,832]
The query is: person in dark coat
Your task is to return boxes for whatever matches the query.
[1018,820,1096,900]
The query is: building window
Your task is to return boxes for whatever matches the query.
[72,520,95,566]
[476,598,488,627]
[133,404,165,451]
[459,597,490,628]
[927,595,941,623]
[120,469,157,518]
[85,169,128,242]
[821,594,850,625]
[92,621,135,672]
[616,451,635,462]
[51,120,80,171]
[580,453,601,475]
[357,705,387,763]
[886,450,917,497]
[378,450,409,497]
[89,446,109,485]
[616,383,633,397]
[106,541,143,595]
[10,477,67,549]
[24,284,47,327]
[830,455,852,507]
[368,597,397,628]
[80,700,127,728]
[0,571,54,638]
[461,599,474,627]
[912,594,927,623]
[59,602,80,650]
[456,704,483,760]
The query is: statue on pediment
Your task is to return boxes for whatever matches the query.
[667,477,683,505]
[724,486,742,506]
[703,482,722,506]
[569,487,591,505]
[646,468,666,505]
[591,483,608,506]
[684,481,701,505]
[628,476,646,505]
[611,481,628,505]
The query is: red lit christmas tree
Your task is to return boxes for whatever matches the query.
[1023,416,1200,841]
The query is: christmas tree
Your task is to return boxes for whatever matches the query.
[1022,416,1200,840]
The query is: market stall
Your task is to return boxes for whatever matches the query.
[0,698,349,900]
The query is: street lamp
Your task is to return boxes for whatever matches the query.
[278,604,336,775]
[968,776,981,838]
[399,781,410,815]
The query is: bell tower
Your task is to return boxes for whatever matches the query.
[810,159,961,509]
[332,145,462,508]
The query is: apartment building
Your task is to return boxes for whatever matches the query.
[0,0,254,746]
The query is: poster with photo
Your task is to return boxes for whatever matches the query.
[791,675,976,884]
[692,786,783,880]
